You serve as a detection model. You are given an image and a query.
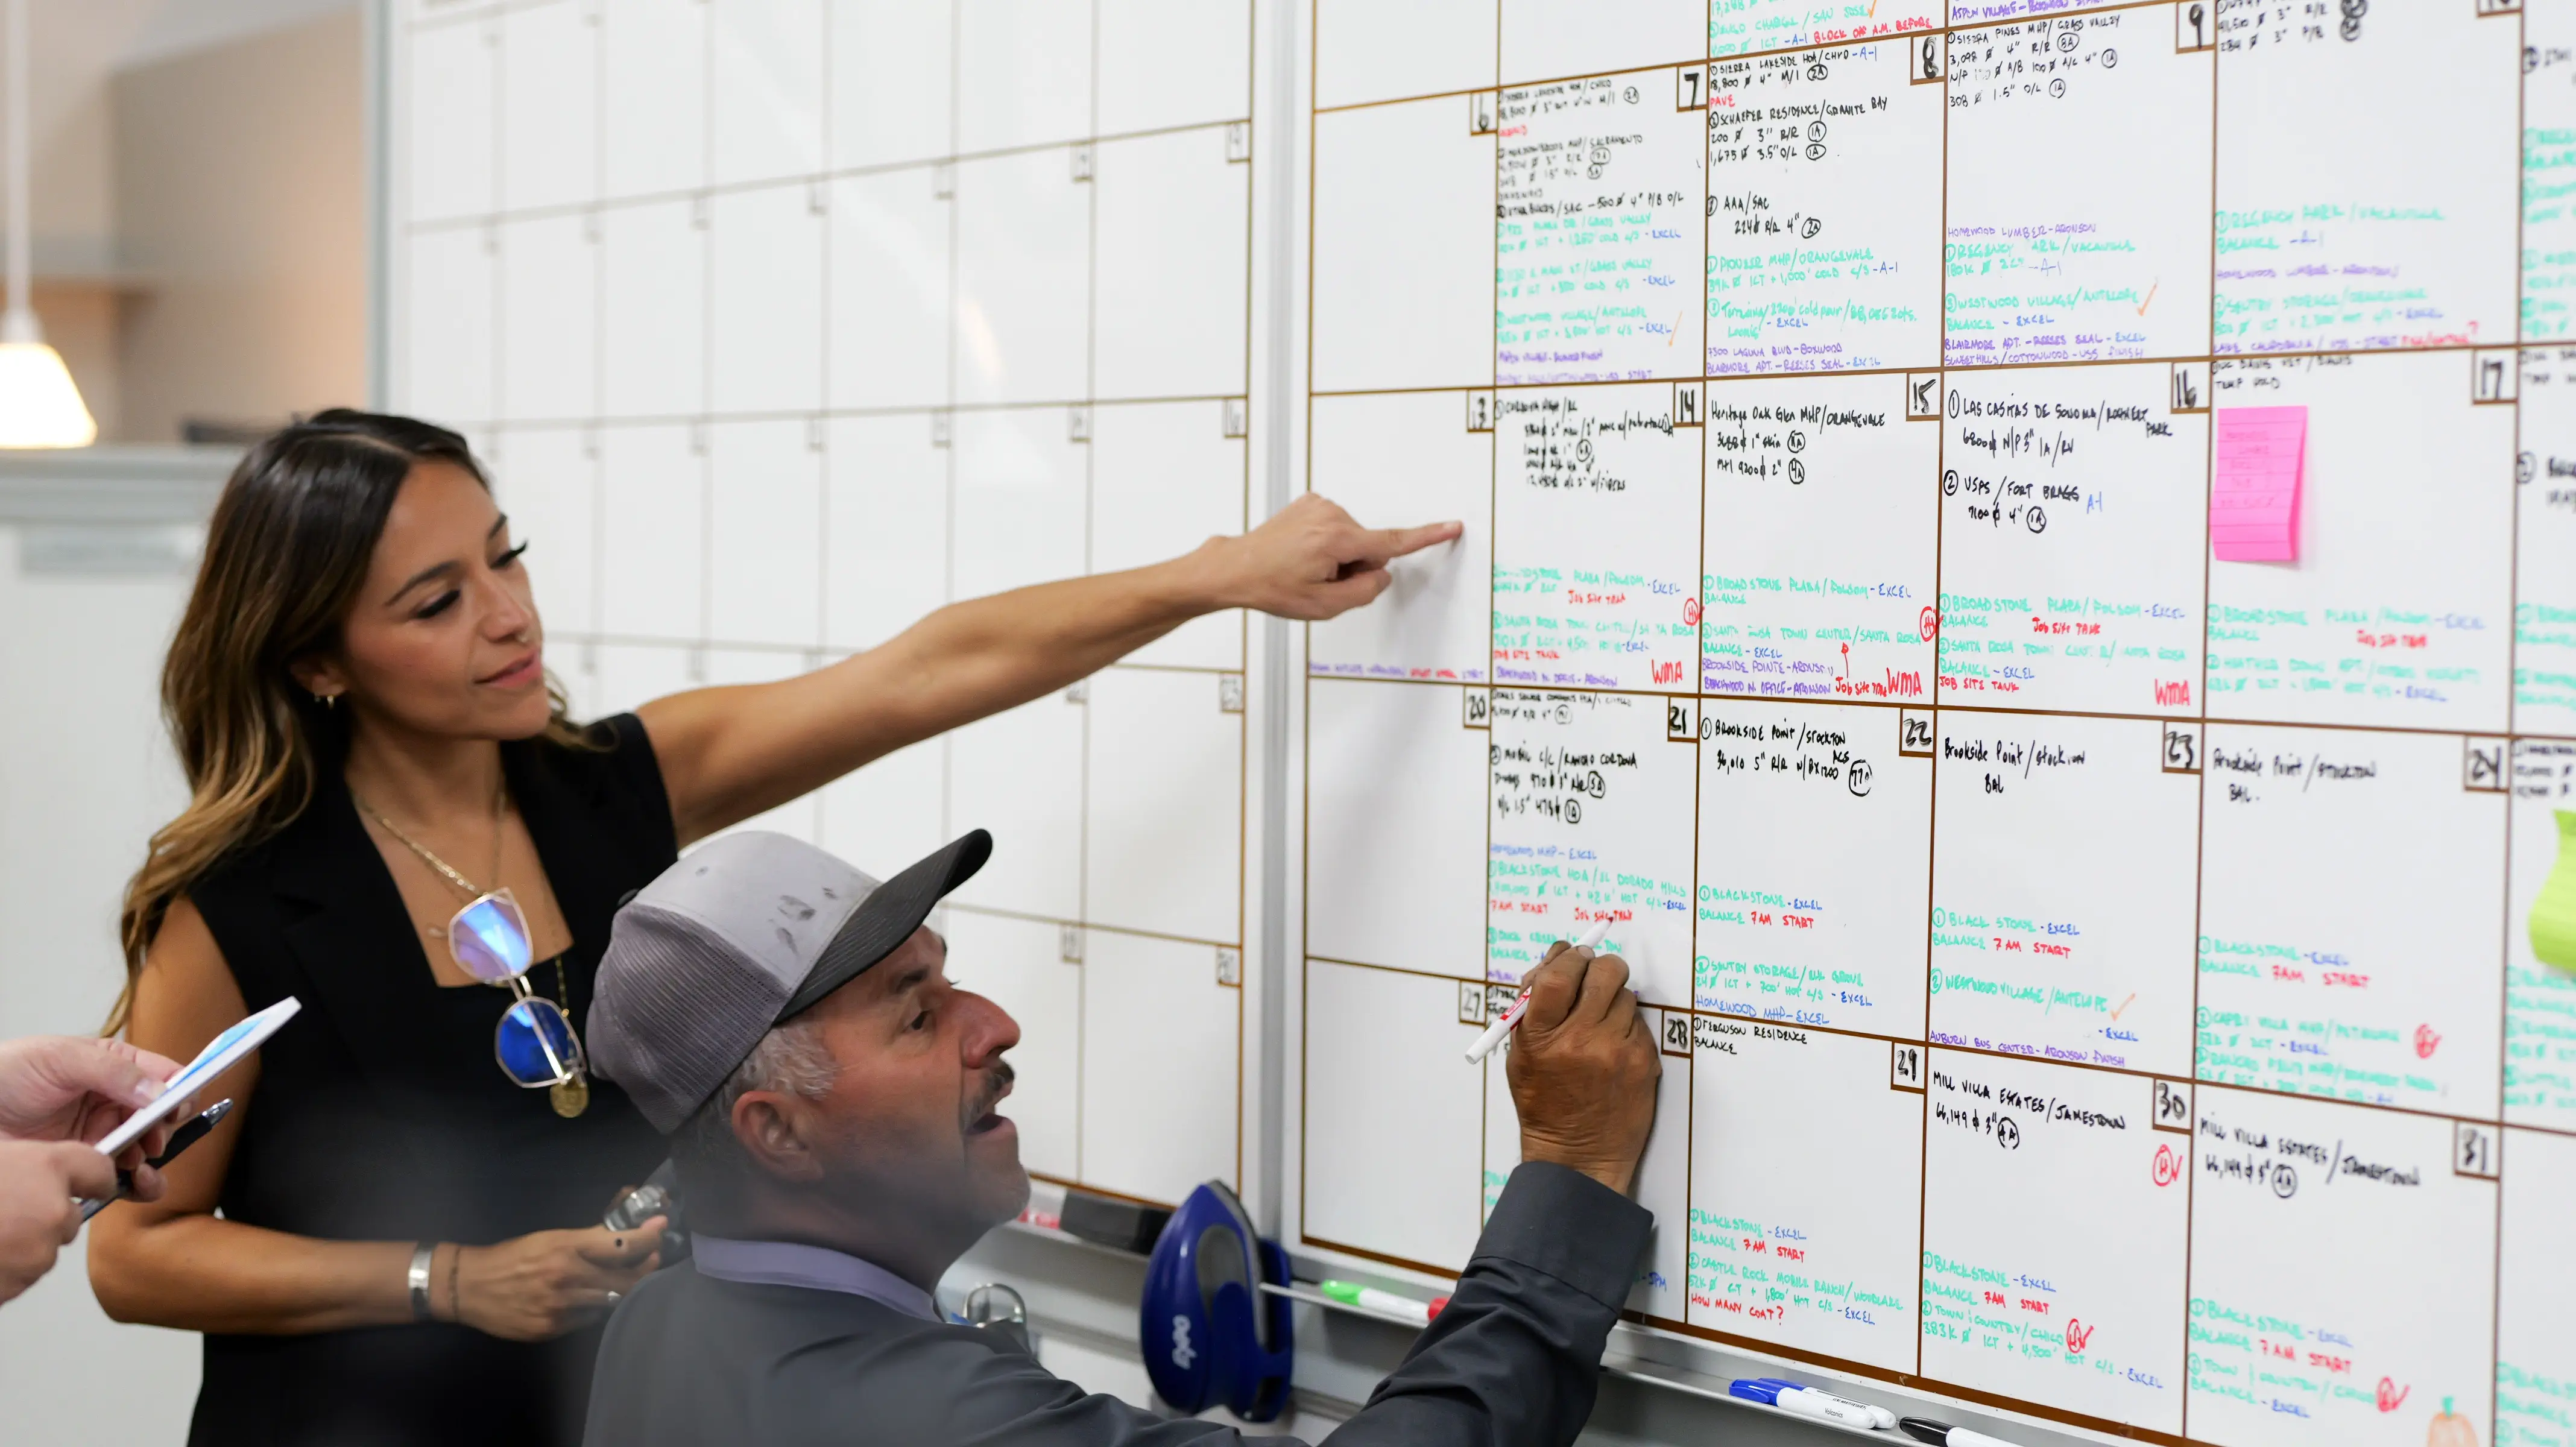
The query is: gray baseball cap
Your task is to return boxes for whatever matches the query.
[587,828,992,1133]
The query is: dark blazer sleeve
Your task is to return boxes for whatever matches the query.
[774,1161,1650,1447]
[1324,1161,1653,1447]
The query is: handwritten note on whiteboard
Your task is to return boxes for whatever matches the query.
[1292,5,2546,1445]
[2209,405,2305,563]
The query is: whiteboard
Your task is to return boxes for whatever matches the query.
[1289,2,2576,1446]
[385,1,2576,1443]
[383,0,1264,1217]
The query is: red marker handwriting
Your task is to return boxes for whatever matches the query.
[2065,1320,2094,1354]
[2153,1143,2182,1187]
[2414,1024,2442,1059]
[2375,1379,2410,1413]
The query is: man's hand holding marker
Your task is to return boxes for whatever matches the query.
[1495,921,1660,1197]
[1465,918,1615,1064]
[1454,930,2031,1445]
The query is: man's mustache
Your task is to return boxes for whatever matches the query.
[967,1061,1015,1121]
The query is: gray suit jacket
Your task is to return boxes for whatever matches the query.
[582,1162,1653,1446]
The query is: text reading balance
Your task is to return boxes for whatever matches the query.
[93,997,300,1158]
[1466,917,1614,1063]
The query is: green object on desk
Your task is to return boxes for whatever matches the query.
[2534,810,2576,973]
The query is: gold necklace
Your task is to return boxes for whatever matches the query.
[353,783,590,1119]
[353,782,504,916]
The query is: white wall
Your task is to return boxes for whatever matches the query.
[19,0,363,245]
[0,1,366,442]
[0,522,201,1441]
[111,7,368,443]
[385,0,1266,1217]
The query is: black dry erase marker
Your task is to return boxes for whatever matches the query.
[1899,1416,2023,1447]
[79,1098,233,1223]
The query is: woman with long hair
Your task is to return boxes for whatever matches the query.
[86,409,1454,1447]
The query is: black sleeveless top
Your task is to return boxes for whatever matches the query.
[183,716,674,1447]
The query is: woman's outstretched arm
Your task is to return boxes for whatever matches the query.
[641,494,1459,846]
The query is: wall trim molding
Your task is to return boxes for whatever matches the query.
[0,446,236,525]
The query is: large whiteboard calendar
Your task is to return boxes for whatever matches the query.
[1289,1,2576,1445]
[384,0,2576,1443]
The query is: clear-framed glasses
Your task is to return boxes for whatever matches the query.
[447,888,587,1090]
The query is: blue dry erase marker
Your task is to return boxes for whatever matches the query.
[1728,1379,1875,1428]
[1754,1377,1896,1430]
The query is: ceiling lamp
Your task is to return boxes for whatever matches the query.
[0,0,91,448]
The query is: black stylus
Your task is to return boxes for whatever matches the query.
[78,1098,233,1222]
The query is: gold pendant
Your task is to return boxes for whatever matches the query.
[551,1076,590,1118]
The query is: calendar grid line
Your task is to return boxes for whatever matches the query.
[1295,2,2559,1440]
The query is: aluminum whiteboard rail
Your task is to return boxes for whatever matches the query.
[1257,1279,1426,1329]
[997,1215,1155,1262]
[1596,1352,1893,1443]
[1258,1281,1896,1443]
[1000,1235,2085,1447]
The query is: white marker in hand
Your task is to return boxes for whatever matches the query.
[1463,918,1614,1064]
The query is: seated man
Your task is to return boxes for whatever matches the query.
[582,828,1661,1446]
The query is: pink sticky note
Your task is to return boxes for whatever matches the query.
[2211,405,2305,562]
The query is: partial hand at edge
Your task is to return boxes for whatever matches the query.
[0,1138,118,1306]
[1194,494,1463,622]
[1504,940,1662,1196]
[0,1035,185,1146]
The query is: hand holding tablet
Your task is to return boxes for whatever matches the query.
[91,997,300,1160]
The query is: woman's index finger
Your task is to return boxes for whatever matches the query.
[1369,520,1465,563]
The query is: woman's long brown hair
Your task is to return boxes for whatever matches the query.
[109,410,588,1033]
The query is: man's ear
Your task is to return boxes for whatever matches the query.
[730,1090,826,1184]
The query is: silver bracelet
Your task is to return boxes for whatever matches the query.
[408,1243,437,1322]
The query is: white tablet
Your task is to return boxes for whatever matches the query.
[93,996,301,1158]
